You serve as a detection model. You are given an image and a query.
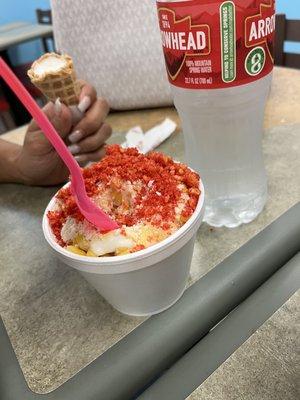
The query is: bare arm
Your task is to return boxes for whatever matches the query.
[0,139,24,184]
[0,81,111,186]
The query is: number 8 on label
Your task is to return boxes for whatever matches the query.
[245,47,266,76]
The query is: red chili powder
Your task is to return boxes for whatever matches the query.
[48,145,200,245]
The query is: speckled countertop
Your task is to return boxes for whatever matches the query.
[0,67,300,394]
[187,290,300,400]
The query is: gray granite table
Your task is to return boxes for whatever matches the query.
[0,67,300,394]
[0,22,29,34]
[187,291,300,400]
[0,21,53,51]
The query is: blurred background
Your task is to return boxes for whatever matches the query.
[1,0,52,66]
[0,0,299,132]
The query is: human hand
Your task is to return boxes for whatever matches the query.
[15,81,111,186]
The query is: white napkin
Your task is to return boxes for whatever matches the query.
[121,118,177,154]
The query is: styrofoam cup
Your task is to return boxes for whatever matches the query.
[43,181,205,316]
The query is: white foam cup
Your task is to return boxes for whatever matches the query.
[43,181,205,316]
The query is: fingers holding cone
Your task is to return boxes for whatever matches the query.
[27,53,111,165]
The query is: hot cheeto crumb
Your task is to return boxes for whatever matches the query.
[48,145,201,257]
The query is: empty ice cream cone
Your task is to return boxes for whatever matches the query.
[28,53,80,106]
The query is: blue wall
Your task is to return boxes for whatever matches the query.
[0,0,299,66]
[277,0,300,17]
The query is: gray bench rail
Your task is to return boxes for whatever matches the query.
[138,253,300,399]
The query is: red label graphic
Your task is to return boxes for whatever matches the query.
[157,0,275,89]
[245,2,275,59]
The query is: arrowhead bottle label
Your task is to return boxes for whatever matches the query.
[156,0,275,89]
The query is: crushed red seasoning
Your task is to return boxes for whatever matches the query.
[48,145,200,246]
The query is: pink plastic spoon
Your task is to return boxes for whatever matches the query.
[0,58,119,232]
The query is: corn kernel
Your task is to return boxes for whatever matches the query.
[73,234,89,251]
[115,247,130,256]
[111,189,123,206]
[67,245,86,256]
[86,249,97,257]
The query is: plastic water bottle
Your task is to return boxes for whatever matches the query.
[156,0,275,228]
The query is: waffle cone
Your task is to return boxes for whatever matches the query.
[28,53,80,106]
